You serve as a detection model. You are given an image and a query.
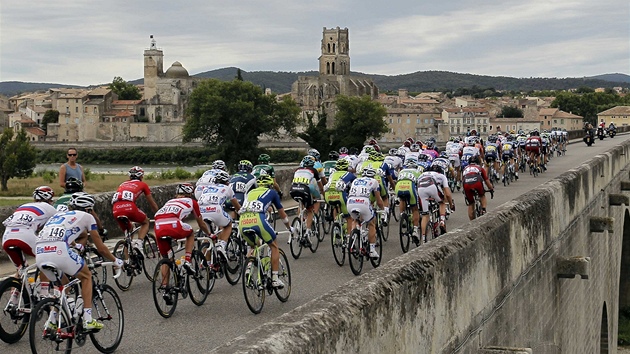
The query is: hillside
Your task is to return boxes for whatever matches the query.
[2,70,629,97]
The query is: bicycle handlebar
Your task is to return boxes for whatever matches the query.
[94,261,123,279]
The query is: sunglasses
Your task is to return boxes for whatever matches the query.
[67,154,77,156]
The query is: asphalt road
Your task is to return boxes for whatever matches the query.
[2,135,628,353]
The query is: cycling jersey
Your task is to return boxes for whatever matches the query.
[112,179,152,229]
[322,160,337,178]
[2,202,58,266]
[347,177,380,222]
[239,187,284,245]
[229,172,257,205]
[462,164,489,204]
[154,197,202,255]
[195,169,225,199]
[252,164,275,178]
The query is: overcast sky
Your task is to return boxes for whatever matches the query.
[1,0,628,86]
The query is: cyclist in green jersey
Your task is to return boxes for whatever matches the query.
[53,177,83,211]
[253,153,283,198]
[394,159,422,243]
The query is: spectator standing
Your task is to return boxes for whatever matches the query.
[59,147,86,192]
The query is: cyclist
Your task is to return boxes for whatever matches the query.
[323,159,357,239]
[417,164,454,241]
[308,148,327,185]
[445,138,463,189]
[462,154,494,220]
[54,177,83,211]
[36,193,124,332]
[395,160,422,243]
[322,151,340,180]
[2,187,57,280]
[228,160,257,218]
[289,156,324,246]
[112,166,159,253]
[339,147,360,173]
[484,135,501,181]
[501,136,519,181]
[252,153,282,197]
[357,151,395,225]
[154,183,212,279]
[195,160,230,199]
[346,166,384,259]
[384,148,404,176]
[525,130,543,173]
[198,171,242,258]
[404,143,421,166]
[239,174,295,288]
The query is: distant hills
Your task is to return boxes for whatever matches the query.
[2,69,629,97]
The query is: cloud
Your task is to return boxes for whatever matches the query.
[1,0,628,85]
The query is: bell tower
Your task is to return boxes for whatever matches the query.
[318,27,350,76]
[143,35,164,100]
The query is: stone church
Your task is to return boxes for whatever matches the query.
[291,27,379,125]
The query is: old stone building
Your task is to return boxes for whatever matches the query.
[291,27,378,125]
[142,35,198,123]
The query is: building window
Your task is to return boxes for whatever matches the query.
[406,118,410,124]
[561,119,564,124]
[75,107,78,113]
[66,107,69,113]
[417,118,420,124]
[75,99,78,103]
[389,118,393,124]
[84,107,88,113]
[397,118,401,124]
[94,107,97,114]
[489,125,493,131]
[66,99,68,103]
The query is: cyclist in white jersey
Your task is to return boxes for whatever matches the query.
[404,143,422,166]
[346,167,384,259]
[198,170,242,258]
[416,165,454,242]
[384,148,403,176]
[194,160,228,199]
[36,193,123,332]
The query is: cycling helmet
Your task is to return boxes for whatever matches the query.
[64,177,83,193]
[258,154,271,163]
[33,186,54,202]
[454,138,460,143]
[339,147,348,155]
[301,155,316,167]
[372,144,381,153]
[405,160,418,169]
[307,149,320,161]
[417,154,429,162]
[403,141,411,148]
[388,148,398,156]
[368,139,378,146]
[396,148,406,157]
[70,192,95,210]
[440,151,449,159]
[176,183,194,195]
[128,166,144,180]
[410,143,420,152]
[530,130,540,137]
[212,160,227,171]
[406,137,415,144]
[368,150,380,161]
[256,174,274,188]
[487,135,497,143]
[375,152,385,161]
[237,160,253,173]
[214,170,230,185]
[510,130,516,134]
[364,146,375,154]
[328,151,340,160]
[335,159,349,171]
[362,166,377,178]
[469,154,481,164]
[348,147,359,155]
[426,141,435,149]
[429,164,444,175]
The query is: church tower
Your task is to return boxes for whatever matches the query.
[143,35,163,100]
[318,27,350,76]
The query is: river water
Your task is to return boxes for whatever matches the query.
[35,163,208,175]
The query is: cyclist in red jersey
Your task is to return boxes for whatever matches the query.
[112,166,159,250]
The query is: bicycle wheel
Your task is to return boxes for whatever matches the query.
[399,213,411,253]
[274,249,292,302]
[188,250,210,306]
[309,217,320,253]
[29,297,73,354]
[314,212,324,243]
[152,259,178,318]
[199,244,217,294]
[142,234,160,282]
[290,217,303,259]
[348,230,364,276]
[224,233,244,285]
[113,241,135,291]
[242,257,265,314]
[0,277,30,344]
[90,284,124,353]
[322,204,333,235]
[370,228,383,268]
[331,222,346,266]
[381,212,390,242]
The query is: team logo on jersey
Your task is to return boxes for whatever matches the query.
[36,245,58,254]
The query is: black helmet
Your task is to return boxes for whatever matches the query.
[65,177,84,193]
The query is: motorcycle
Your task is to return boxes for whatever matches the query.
[584,131,595,146]
[609,129,616,138]
[597,128,605,141]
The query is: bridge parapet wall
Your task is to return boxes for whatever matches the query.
[210,142,630,353]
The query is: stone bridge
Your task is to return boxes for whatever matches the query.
[208,141,630,353]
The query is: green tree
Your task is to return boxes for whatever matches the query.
[236,69,244,81]
[183,79,301,166]
[330,95,388,149]
[298,108,333,155]
[109,76,142,100]
[500,106,524,118]
[41,109,59,132]
[0,129,37,191]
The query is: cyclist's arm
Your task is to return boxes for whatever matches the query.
[59,164,67,188]
[195,213,212,235]
[373,189,384,209]
[277,208,291,230]
[88,210,106,234]
[146,193,159,213]
[230,197,241,213]
[87,230,118,262]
